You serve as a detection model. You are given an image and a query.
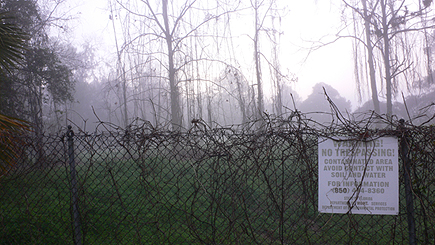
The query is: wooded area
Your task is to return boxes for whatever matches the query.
[1,0,435,134]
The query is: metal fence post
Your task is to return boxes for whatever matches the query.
[67,125,82,245]
[399,119,416,245]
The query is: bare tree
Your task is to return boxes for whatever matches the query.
[109,0,130,128]
[344,0,435,116]
[218,65,250,124]
[113,0,238,130]
[268,4,295,117]
[251,0,269,121]
[248,0,292,122]
[362,0,381,114]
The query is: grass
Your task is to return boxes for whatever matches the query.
[0,142,434,244]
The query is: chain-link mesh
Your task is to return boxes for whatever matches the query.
[1,114,435,244]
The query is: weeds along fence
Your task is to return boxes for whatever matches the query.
[1,112,435,244]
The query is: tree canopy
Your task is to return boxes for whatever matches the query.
[298,82,352,124]
[0,0,76,134]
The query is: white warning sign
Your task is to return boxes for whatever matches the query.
[318,137,399,215]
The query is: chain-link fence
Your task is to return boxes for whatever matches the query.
[1,113,435,244]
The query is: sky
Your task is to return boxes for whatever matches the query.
[60,0,360,110]
[283,1,356,105]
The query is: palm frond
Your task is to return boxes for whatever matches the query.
[0,114,30,178]
[0,11,30,178]
[0,12,28,73]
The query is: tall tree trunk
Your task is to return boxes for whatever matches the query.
[420,0,433,87]
[254,2,264,123]
[195,42,203,120]
[30,85,45,167]
[207,89,213,128]
[110,0,129,128]
[186,79,192,128]
[235,75,247,124]
[362,0,380,114]
[162,0,182,131]
[272,40,282,116]
[381,0,393,117]
[122,65,128,127]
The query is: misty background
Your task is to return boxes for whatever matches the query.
[2,0,435,133]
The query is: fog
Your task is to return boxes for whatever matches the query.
[2,0,435,133]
